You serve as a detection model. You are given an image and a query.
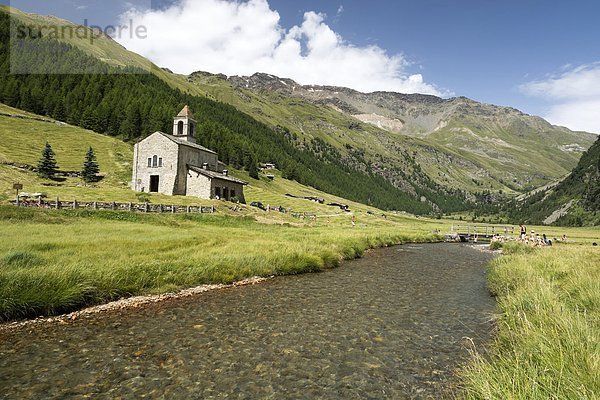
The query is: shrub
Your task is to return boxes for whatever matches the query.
[489,241,503,250]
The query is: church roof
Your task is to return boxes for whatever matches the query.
[157,132,216,154]
[188,165,248,185]
[177,105,195,119]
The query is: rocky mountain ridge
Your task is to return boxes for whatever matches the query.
[226,72,579,139]
[191,70,596,194]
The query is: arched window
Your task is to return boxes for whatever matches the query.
[152,155,158,167]
[177,121,184,135]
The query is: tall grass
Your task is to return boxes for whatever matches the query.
[0,206,439,321]
[461,244,600,399]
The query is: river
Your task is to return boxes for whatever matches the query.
[0,243,495,399]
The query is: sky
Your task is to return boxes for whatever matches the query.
[4,0,600,133]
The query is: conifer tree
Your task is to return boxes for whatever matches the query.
[52,102,66,121]
[245,151,259,179]
[249,158,259,180]
[81,146,100,183]
[37,142,59,179]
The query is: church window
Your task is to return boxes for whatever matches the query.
[177,121,184,135]
[152,155,158,167]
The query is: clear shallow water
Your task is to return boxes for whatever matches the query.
[0,243,495,399]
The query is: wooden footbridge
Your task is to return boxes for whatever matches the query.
[446,224,515,242]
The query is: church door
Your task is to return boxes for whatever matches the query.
[150,175,160,192]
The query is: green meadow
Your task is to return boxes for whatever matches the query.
[461,243,600,399]
[0,205,441,321]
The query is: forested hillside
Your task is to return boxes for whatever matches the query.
[0,10,469,213]
[501,136,600,226]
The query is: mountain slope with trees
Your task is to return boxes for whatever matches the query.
[0,8,470,214]
[500,136,600,226]
[2,5,595,217]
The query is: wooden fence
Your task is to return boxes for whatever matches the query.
[11,198,215,214]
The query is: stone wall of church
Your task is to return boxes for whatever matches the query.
[186,171,213,199]
[180,146,220,171]
[132,133,179,195]
[175,146,220,195]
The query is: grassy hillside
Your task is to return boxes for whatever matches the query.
[0,102,393,218]
[427,108,594,191]
[498,136,600,226]
[0,104,135,201]
[0,104,131,176]
[1,5,193,92]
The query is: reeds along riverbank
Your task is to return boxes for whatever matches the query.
[0,206,440,322]
[461,244,600,399]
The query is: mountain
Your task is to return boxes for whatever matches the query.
[503,136,600,226]
[192,72,596,194]
[1,5,596,216]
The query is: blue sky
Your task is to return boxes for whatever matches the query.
[4,0,600,132]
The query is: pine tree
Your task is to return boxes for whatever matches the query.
[245,152,259,180]
[249,158,259,180]
[81,146,100,183]
[120,103,142,139]
[52,102,66,121]
[37,142,59,179]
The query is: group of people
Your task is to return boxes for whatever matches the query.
[489,224,568,247]
[518,224,567,247]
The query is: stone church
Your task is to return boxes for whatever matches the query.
[132,106,247,202]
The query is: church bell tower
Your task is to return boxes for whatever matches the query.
[173,105,197,143]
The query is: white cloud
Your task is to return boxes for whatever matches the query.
[520,63,600,133]
[115,0,443,95]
